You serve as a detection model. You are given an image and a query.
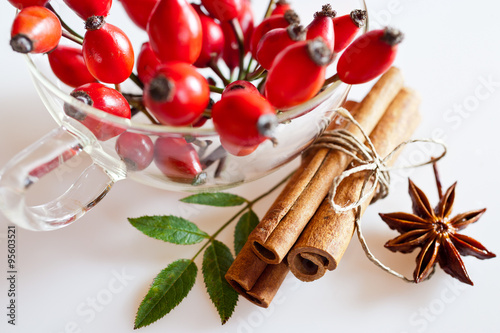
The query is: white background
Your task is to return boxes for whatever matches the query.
[1,0,500,332]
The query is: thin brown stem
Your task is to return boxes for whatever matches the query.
[229,18,246,81]
[61,30,83,45]
[432,160,443,200]
[323,73,340,87]
[209,59,230,86]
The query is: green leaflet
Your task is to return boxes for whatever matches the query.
[180,192,247,207]
[128,215,209,245]
[202,241,238,324]
[234,210,260,255]
[134,259,198,329]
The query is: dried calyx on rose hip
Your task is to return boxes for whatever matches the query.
[10,6,62,54]
[144,63,210,126]
[337,26,404,84]
[265,37,332,110]
[64,83,131,141]
[83,16,135,84]
[306,4,336,52]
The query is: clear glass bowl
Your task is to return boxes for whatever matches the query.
[0,0,367,231]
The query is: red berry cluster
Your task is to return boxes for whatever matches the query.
[7,0,404,185]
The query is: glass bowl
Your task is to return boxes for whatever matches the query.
[0,0,367,231]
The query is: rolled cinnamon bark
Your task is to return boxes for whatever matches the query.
[288,87,422,282]
[249,67,404,264]
[225,242,289,308]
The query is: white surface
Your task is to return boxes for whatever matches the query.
[1,1,500,332]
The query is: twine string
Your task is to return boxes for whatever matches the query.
[309,107,447,283]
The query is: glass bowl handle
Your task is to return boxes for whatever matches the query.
[0,127,126,231]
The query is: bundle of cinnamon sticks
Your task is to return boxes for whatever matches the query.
[225,67,422,307]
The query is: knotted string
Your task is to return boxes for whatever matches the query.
[310,107,447,283]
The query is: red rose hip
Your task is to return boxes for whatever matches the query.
[7,0,49,9]
[136,42,161,85]
[337,27,404,84]
[116,132,154,171]
[62,0,112,20]
[306,4,336,52]
[193,4,225,68]
[147,0,202,64]
[333,9,367,53]
[120,0,159,30]
[144,63,210,126]
[154,137,206,185]
[48,45,96,87]
[256,24,306,70]
[65,83,131,141]
[265,38,331,109]
[10,6,62,54]
[212,90,278,147]
[200,0,243,22]
[83,18,135,84]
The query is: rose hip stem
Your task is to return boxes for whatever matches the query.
[228,18,246,80]
[46,3,83,40]
[208,58,230,86]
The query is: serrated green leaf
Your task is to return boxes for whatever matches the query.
[128,216,209,245]
[234,210,260,255]
[202,241,238,324]
[134,259,197,329]
[180,192,247,207]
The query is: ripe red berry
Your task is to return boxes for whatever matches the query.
[64,83,131,141]
[10,6,62,54]
[144,63,210,126]
[265,38,331,110]
[48,45,97,88]
[256,24,306,70]
[147,0,202,64]
[115,132,154,171]
[193,4,225,68]
[7,0,49,9]
[306,4,336,52]
[333,9,367,53]
[120,0,159,30]
[200,0,243,22]
[337,27,404,84]
[212,90,278,147]
[250,9,299,58]
[83,18,135,84]
[222,80,259,97]
[220,136,258,156]
[62,0,112,20]
[220,0,254,71]
[271,0,291,16]
[136,42,161,85]
[154,137,206,185]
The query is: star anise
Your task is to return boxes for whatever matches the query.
[379,166,495,285]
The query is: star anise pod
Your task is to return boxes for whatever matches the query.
[379,168,495,285]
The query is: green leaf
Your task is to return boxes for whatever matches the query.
[180,192,247,207]
[234,210,260,255]
[202,241,239,324]
[134,259,197,329]
[128,215,209,245]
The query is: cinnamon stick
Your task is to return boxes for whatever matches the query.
[288,87,422,282]
[225,242,289,308]
[249,67,404,264]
